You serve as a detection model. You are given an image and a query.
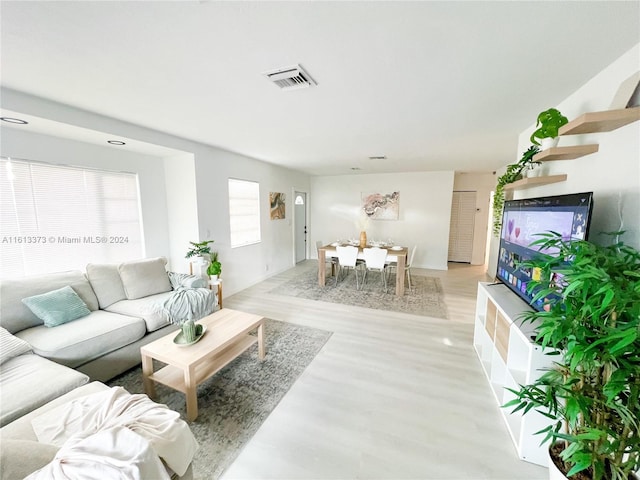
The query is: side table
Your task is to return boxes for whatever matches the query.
[208,279,223,309]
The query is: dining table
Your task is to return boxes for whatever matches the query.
[317,243,408,296]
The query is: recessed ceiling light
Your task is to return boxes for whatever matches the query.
[1,117,29,125]
[107,140,126,146]
[368,155,387,160]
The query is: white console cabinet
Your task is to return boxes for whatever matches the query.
[473,282,555,466]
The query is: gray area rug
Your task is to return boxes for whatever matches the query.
[271,268,448,319]
[107,319,332,480]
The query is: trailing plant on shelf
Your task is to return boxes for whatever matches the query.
[206,251,221,278]
[530,108,569,147]
[185,240,214,260]
[504,232,640,480]
[492,145,540,236]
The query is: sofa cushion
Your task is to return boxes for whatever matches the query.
[105,291,174,332]
[21,286,91,328]
[0,327,32,365]
[118,257,172,300]
[0,354,89,427]
[0,439,58,479]
[86,263,127,309]
[15,311,146,369]
[0,271,99,334]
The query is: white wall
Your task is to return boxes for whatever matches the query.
[1,89,311,296]
[488,43,640,276]
[192,147,310,294]
[164,153,199,271]
[310,171,455,270]
[0,128,171,260]
[453,172,496,265]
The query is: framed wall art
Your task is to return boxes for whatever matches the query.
[270,192,286,220]
[361,191,399,220]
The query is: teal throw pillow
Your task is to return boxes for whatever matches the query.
[22,285,91,327]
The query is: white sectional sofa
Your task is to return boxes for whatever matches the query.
[0,257,216,426]
[0,257,213,479]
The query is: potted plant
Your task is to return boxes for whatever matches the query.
[505,232,640,480]
[185,240,215,264]
[492,145,540,236]
[206,251,222,281]
[530,108,569,149]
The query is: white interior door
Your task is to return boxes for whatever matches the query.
[448,191,476,263]
[294,191,307,263]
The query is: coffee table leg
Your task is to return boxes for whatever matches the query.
[184,366,198,421]
[258,322,266,360]
[141,353,156,398]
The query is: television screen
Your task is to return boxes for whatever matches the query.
[496,192,594,311]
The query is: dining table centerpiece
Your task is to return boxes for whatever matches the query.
[355,213,370,248]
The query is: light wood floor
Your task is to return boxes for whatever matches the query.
[220,261,547,480]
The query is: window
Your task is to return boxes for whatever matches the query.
[1,158,144,278]
[228,178,261,248]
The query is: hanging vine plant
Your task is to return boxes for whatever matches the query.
[492,145,540,236]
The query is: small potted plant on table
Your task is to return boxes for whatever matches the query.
[207,251,222,281]
[505,232,640,480]
[186,240,215,278]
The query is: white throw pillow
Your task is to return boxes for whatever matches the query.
[118,257,172,300]
[0,326,32,364]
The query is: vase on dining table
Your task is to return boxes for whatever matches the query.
[359,231,367,248]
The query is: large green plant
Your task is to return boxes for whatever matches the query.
[185,240,214,259]
[492,145,540,236]
[505,232,640,479]
[530,108,569,146]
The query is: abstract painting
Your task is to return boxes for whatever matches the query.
[270,192,286,220]
[361,191,399,220]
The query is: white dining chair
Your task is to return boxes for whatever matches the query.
[405,245,417,292]
[335,245,361,288]
[361,247,388,292]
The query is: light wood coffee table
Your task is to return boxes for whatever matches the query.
[141,308,265,421]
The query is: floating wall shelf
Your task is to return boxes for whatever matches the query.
[533,144,599,162]
[559,107,640,135]
[504,174,568,191]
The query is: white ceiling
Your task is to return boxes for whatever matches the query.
[1,1,639,176]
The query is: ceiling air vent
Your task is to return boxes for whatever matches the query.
[263,64,317,91]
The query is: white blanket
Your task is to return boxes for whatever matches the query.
[26,426,170,480]
[29,387,198,478]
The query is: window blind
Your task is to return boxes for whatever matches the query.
[0,158,144,278]
[228,178,261,248]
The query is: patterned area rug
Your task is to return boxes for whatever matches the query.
[107,319,332,480]
[271,268,448,319]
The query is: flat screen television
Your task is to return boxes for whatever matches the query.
[496,191,594,311]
